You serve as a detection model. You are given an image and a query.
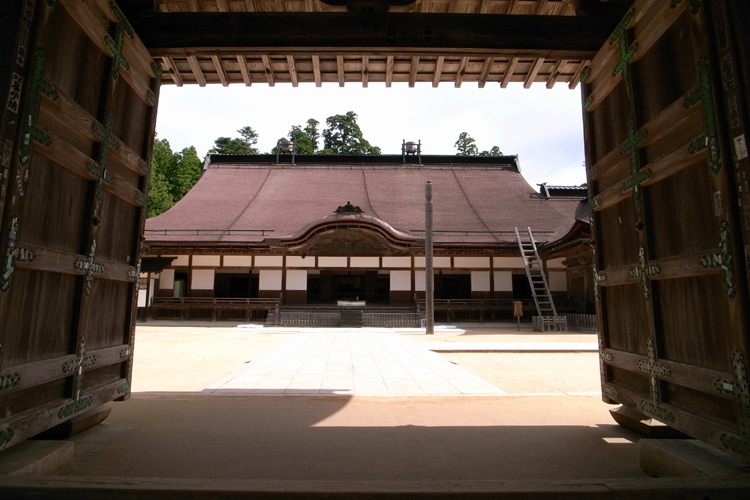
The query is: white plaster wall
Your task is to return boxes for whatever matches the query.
[318,256,348,268]
[164,255,189,266]
[191,269,215,290]
[286,270,307,290]
[223,255,252,267]
[382,256,411,268]
[549,271,568,291]
[493,257,524,268]
[159,269,175,289]
[350,256,380,268]
[414,270,426,291]
[255,255,283,267]
[455,257,490,268]
[547,258,566,269]
[286,256,315,267]
[493,271,513,292]
[471,271,491,292]
[192,255,221,267]
[259,269,283,290]
[390,270,412,291]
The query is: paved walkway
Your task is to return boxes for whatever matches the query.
[203,329,505,396]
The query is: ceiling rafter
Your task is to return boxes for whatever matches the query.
[409,56,419,87]
[287,55,299,86]
[524,57,545,88]
[478,56,493,88]
[454,56,468,88]
[312,55,322,86]
[337,55,345,87]
[432,55,445,88]
[210,55,229,86]
[237,55,252,86]
[501,56,518,88]
[187,55,206,86]
[261,55,276,86]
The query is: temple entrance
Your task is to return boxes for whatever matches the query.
[309,270,387,304]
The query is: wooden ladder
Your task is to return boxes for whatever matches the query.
[515,227,558,318]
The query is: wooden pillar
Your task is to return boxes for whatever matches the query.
[425,181,434,335]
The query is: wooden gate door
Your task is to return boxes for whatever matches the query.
[0,0,158,450]
[584,0,750,462]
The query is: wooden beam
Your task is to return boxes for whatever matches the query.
[524,57,545,88]
[337,55,345,86]
[546,58,565,89]
[237,55,252,86]
[454,56,468,88]
[211,55,229,86]
[432,55,444,88]
[187,55,206,86]
[478,56,493,88]
[385,55,394,87]
[409,56,419,87]
[261,55,275,86]
[287,55,299,87]
[501,56,518,88]
[129,13,615,60]
[361,55,369,87]
[162,56,183,86]
[312,55,322,87]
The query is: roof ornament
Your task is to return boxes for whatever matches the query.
[334,201,364,214]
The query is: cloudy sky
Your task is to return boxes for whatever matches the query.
[155,82,587,189]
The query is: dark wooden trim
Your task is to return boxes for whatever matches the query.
[128,13,617,59]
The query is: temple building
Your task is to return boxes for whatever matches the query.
[141,153,592,322]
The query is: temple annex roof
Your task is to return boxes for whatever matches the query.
[144,154,585,249]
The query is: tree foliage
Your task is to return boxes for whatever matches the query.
[209,126,259,154]
[147,139,203,218]
[454,132,502,156]
[321,111,381,155]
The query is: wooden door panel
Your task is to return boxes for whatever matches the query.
[585,0,750,463]
[0,0,157,450]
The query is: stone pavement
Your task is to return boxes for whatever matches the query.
[203,329,506,396]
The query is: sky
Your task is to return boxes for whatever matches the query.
[154,82,587,189]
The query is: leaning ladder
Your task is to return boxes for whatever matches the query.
[515,227,558,318]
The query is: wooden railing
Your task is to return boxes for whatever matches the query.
[362,312,422,327]
[563,313,598,332]
[417,299,538,323]
[149,297,280,322]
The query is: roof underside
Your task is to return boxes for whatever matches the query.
[145,156,581,248]
[124,0,625,88]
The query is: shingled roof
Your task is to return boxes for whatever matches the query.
[145,154,581,249]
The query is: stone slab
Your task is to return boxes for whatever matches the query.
[0,440,74,475]
[640,439,748,477]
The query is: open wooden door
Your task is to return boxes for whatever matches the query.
[584,0,750,462]
[0,0,157,450]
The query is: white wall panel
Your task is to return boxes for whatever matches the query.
[191,269,215,290]
[255,255,283,267]
[471,271,491,291]
[547,258,566,269]
[223,255,253,267]
[192,255,221,267]
[455,257,490,268]
[259,269,283,290]
[382,256,411,268]
[318,256,348,268]
[493,257,524,268]
[493,271,513,292]
[415,270,426,291]
[390,270,412,291]
[159,269,175,289]
[286,256,315,267]
[164,255,189,266]
[350,256,380,268]
[286,270,308,290]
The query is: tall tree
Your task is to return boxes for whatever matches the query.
[146,138,175,217]
[454,132,502,156]
[210,125,259,154]
[167,146,203,200]
[322,111,381,155]
[454,132,479,156]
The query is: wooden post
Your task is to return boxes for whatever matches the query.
[425,181,434,335]
[514,301,523,331]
